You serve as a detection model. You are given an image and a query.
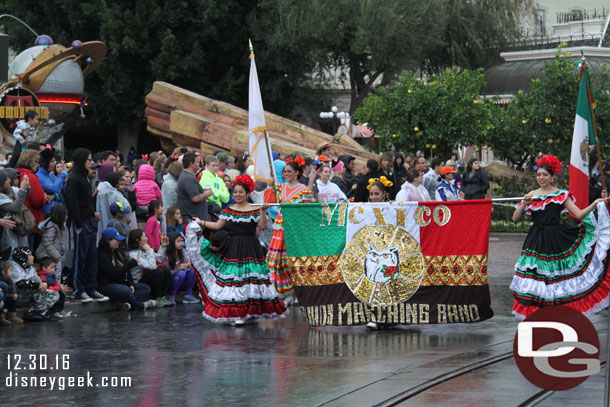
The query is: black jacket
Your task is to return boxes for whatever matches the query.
[97,248,137,290]
[66,148,95,228]
[462,169,490,199]
[354,170,383,202]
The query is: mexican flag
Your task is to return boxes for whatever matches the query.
[281,201,493,326]
[569,63,597,209]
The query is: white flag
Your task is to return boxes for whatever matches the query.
[248,52,274,183]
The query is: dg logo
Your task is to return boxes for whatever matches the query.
[513,306,600,391]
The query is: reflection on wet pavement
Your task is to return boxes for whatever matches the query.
[0,235,607,406]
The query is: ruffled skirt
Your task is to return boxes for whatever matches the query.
[265,222,294,296]
[510,201,610,319]
[185,222,287,323]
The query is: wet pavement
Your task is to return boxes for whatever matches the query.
[0,234,609,406]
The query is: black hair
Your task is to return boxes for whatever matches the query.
[284,161,300,173]
[394,152,405,168]
[49,204,66,232]
[369,180,387,193]
[147,199,163,217]
[128,229,144,250]
[537,163,554,176]
[366,159,379,172]
[38,257,56,268]
[466,158,479,173]
[368,181,389,202]
[166,232,184,267]
[431,158,443,170]
[24,110,38,122]
[105,171,123,188]
[233,180,251,195]
[99,237,128,266]
[182,153,197,169]
[101,151,117,162]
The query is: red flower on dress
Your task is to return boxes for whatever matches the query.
[537,154,561,175]
[233,174,255,193]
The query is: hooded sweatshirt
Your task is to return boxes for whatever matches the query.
[35,218,63,260]
[161,172,178,211]
[133,164,162,206]
[96,181,132,242]
[66,148,95,228]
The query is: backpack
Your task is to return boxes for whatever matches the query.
[13,206,35,236]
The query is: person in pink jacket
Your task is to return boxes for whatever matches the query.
[133,164,162,208]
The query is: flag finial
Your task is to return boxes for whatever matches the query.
[249,39,254,59]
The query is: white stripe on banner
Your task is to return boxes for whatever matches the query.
[570,114,589,174]
[346,202,420,243]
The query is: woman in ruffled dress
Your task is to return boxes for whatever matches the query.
[264,161,314,304]
[510,155,610,319]
[187,175,286,324]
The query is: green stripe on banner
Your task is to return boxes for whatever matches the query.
[281,203,347,257]
[576,69,595,145]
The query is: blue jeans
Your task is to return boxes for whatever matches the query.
[73,219,98,296]
[100,283,150,310]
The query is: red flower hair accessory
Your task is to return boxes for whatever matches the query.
[285,157,294,164]
[233,174,255,193]
[295,156,305,167]
[142,154,149,161]
[536,154,561,175]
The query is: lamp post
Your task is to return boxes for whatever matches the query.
[319,106,350,136]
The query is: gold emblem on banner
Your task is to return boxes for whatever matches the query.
[340,225,424,305]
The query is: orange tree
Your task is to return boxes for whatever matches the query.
[488,49,610,166]
[355,67,494,157]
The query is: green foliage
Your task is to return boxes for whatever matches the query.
[487,48,610,165]
[425,0,534,72]
[257,0,447,114]
[355,68,493,157]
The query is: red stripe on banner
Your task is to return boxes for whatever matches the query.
[569,164,589,210]
[419,199,491,256]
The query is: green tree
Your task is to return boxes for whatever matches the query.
[256,0,447,115]
[424,0,534,72]
[355,67,493,158]
[487,49,610,166]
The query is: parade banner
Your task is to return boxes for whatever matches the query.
[281,201,493,326]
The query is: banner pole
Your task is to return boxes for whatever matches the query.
[264,129,279,202]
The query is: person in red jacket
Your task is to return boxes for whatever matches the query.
[36,257,70,317]
[16,149,53,251]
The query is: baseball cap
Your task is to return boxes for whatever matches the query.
[109,201,131,215]
[440,166,457,176]
[101,227,125,241]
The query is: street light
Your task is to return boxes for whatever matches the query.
[319,106,350,136]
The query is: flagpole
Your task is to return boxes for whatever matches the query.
[581,55,606,193]
[249,39,279,202]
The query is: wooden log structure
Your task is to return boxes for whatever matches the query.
[145,81,378,165]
